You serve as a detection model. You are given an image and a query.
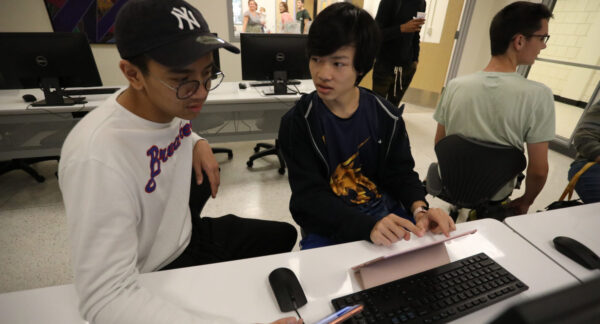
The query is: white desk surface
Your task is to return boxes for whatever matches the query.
[0,219,578,324]
[0,81,314,115]
[505,202,600,282]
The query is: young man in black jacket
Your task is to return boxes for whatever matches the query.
[279,2,454,250]
[372,0,426,106]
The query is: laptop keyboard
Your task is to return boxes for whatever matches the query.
[331,253,528,323]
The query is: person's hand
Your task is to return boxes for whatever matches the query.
[371,213,425,246]
[269,317,303,324]
[400,18,425,33]
[415,208,456,237]
[192,139,220,198]
[507,197,532,215]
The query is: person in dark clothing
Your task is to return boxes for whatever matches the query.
[372,0,426,106]
[296,0,312,34]
[279,2,455,250]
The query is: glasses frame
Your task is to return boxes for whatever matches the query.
[527,33,550,44]
[154,68,225,100]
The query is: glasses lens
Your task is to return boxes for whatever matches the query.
[208,72,224,91]
[177,80,200,99]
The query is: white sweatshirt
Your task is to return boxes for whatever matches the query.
[58,90,236,324]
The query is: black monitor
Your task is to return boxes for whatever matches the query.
[240,33,310,95]
[0,32,102,106]
[491,276,600,324]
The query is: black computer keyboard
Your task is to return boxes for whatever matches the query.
[249,80,301,87]
[331,253,528,324]
[61,87,121,95]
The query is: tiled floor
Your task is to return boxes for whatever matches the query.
[0,104,577,294]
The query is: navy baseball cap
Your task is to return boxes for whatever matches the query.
[115,0,239,67]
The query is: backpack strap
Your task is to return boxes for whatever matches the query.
[560,161,597,201]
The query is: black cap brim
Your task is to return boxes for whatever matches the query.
[147,34,240,68]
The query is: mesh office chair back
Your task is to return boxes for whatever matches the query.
[435,134,526,209]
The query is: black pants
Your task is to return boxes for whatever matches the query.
[161,172,297,270]
[372,60,417,107]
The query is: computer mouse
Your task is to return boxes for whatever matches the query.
[22,94,37,103]
[268,267,307,312]
[238,82,247,89]
[553,236,600,270]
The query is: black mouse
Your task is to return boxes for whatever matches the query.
[553,236,600,270]
[22,94,37,103]
[238,82,247,89]
[268,267,307,312]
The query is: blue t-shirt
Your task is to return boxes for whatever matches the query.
[316,89,381,208]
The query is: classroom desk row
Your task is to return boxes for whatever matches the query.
[0,81,315,160]
[1,203,598,323]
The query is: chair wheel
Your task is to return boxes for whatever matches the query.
[253,146,260,153]
[247,160,253,167]
[278,168,285,175]
[227,152,233,160]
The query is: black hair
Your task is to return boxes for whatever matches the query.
[490,1,553,56]
[307,2,381,85]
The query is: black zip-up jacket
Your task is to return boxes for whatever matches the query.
[375,0,426,66]
[279,89,427,244]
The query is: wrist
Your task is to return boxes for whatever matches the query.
[413,205,428,219]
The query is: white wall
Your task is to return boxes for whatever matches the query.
[0,0,243,86]
[454,0,544,78]
[455,0,512,77]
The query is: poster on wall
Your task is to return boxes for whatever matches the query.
[44,0,129,43]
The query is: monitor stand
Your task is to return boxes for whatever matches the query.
[31,77,87,107]
[261,71,297,96]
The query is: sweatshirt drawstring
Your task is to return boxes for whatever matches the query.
[393,66,403,98]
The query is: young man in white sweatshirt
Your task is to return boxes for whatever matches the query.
[58,0,299,323]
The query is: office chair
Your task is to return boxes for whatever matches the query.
[0,156,59,182]
[193,113,233,160]
[426,134,526,221]
[246,111,286,174]
[0,124,67,182]
[246,139,286,175]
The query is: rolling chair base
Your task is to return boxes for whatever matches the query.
[211,148,233,160]
[246,140,286,175]
[0,156,60,183]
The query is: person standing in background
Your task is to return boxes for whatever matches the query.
[243,0,264,33]
[372,0,425,106]
[259,7,268,33]
[279,2,294,32]
[296,0,312,34]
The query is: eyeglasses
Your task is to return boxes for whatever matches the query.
[154,69,224,100]
[527,34,550,44]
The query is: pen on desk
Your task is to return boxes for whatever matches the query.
[314,306,353,324]
[315,305,362,324]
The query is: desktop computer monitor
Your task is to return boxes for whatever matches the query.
[240,33,310,95]
[0,32,102,106]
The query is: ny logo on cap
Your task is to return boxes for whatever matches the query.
[171,7,200,30]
